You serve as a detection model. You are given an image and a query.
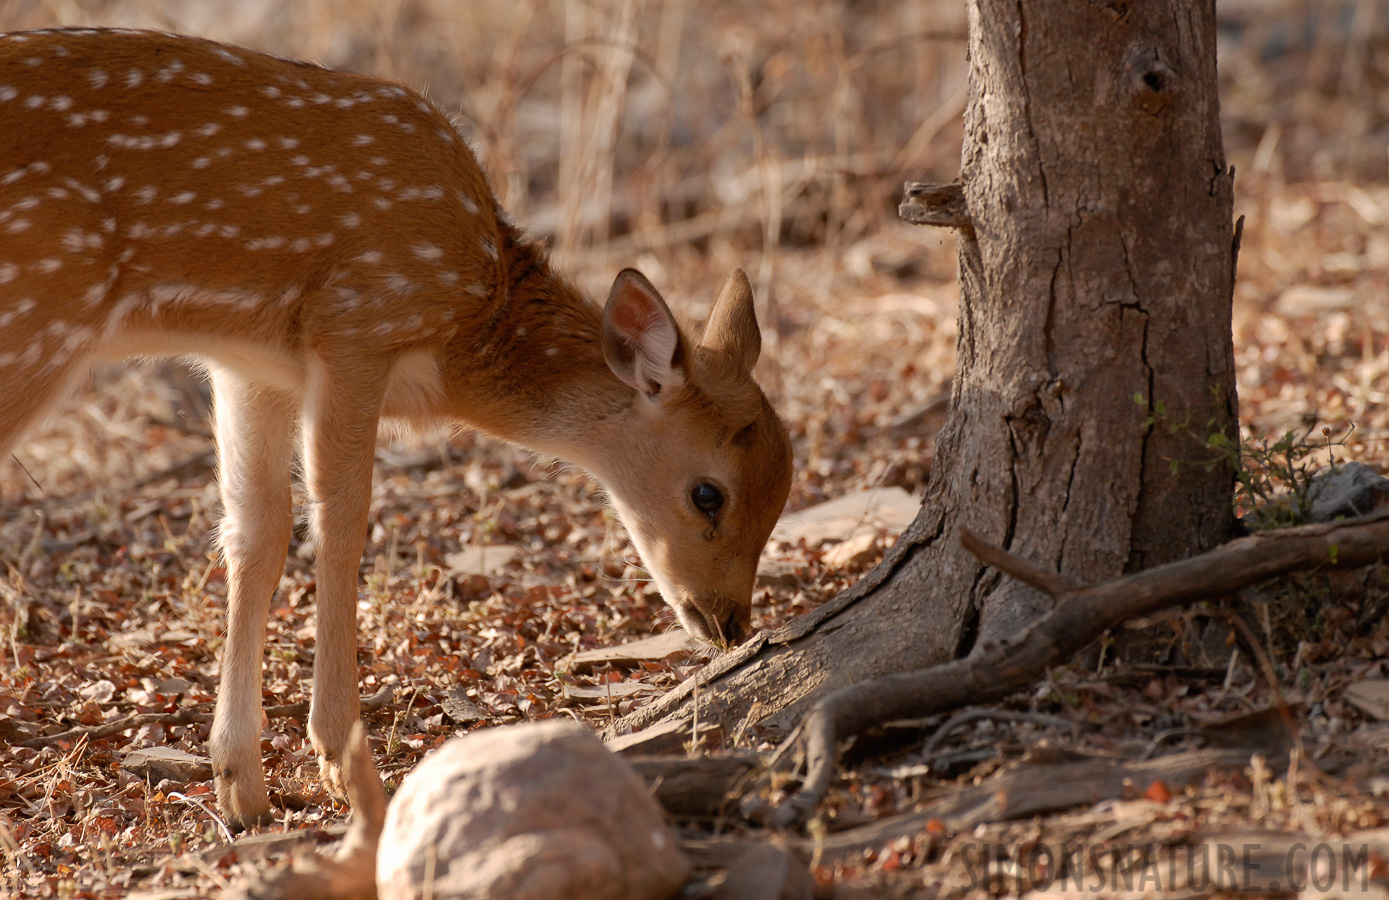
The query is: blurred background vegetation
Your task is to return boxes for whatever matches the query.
[0,0,1386,472]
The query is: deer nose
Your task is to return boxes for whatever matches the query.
[719,609,746,645]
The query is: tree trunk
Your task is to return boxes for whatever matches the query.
[606,0,1237,743]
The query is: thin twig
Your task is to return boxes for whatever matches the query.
[918,708,1081,760]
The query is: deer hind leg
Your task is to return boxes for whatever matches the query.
[207,368,296,830]
[299,354,390,803]
[0,309,98,460]
[0,358,89,464]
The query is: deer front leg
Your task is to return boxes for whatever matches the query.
[208,370,296,830]
[300,355,390,803]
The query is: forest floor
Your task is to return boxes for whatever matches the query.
[2,2,1389,898]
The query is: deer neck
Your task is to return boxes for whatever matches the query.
[439,232,637,468]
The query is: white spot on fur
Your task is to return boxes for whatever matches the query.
[383,273,416,295]
[82,281,108,306]
[0,298,37,327]
[339,212,361,228]
[413,243,443,261]
[61,228,103,252]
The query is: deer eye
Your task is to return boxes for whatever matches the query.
[691,482,724,519]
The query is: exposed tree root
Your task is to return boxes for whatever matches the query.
[768,510,1389,826]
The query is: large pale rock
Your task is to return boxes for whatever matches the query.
[376,721,690,900]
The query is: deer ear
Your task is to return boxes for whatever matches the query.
[603,269,685,398]
[699,268,760,372]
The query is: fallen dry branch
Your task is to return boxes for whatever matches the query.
[801,744,1290,864]
[770,510,1389,826]
[15,685,393,750]
[627,753,762,818]
[16,708,212,750]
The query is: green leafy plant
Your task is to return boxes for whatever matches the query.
[1217,423,1354,528]
[1133,393,1354,529]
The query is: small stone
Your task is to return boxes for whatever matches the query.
[123,747,214,784]
[1307,462,1389,521]
[822,531,882,571]
[439,689,488,724]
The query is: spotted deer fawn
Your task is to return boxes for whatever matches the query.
[0,28,792,828]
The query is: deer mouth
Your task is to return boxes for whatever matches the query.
[675,597,750,648]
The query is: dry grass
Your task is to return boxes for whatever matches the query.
[0,0,1386,897]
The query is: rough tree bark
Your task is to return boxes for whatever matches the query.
[606,0,1238,744]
